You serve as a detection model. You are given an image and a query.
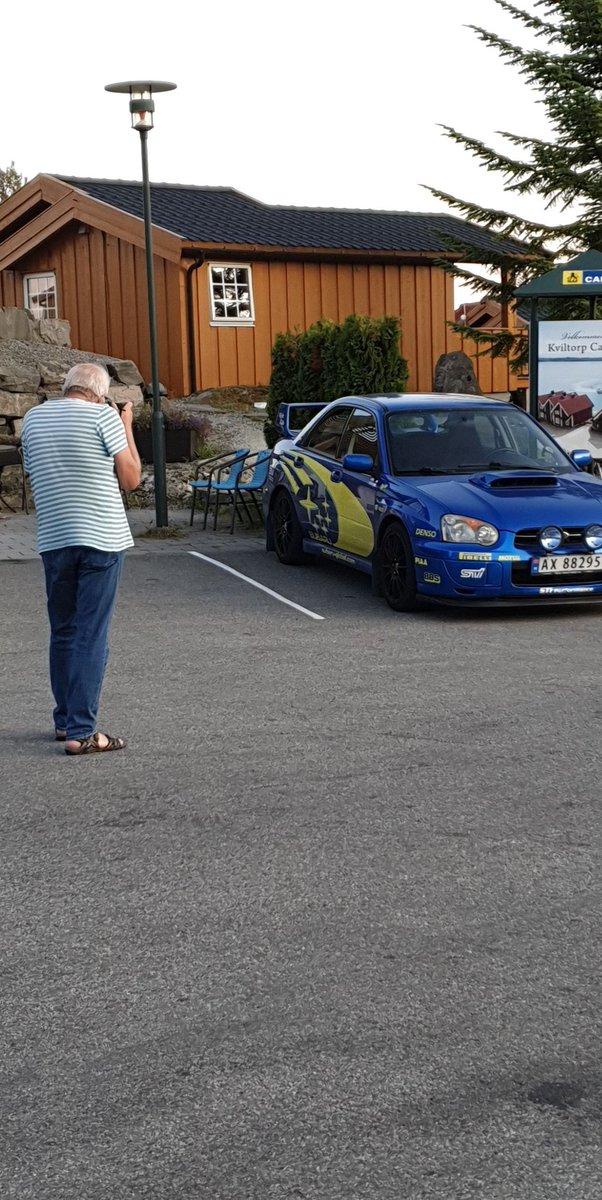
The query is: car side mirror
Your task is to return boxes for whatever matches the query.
[342,453,374,473]
[571,449,593,470]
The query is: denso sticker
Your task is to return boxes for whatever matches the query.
[415,528,436,538]
[539,586,595,595]
[458,552,493,561]
[423,572,441,584]
[460,567,486,580]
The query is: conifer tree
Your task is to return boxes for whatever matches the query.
[429,0,602,363]
[0,163,24,202]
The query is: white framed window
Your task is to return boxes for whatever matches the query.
[209,264,254,326]
[23,272,58,320]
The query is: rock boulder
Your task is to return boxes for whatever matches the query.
[108,384,145,410]
[0,364,41,393]
[107,359,144,387]
[0,390,39,418]
[32,318,72,347]
[0,307,36,342]
[433,351,482,395]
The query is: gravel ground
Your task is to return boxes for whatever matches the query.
[201,408,267,456]
[0,337,132,373]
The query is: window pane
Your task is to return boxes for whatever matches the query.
[25,273,57,320]
[339,409,379,461]
[209,264,253,321]
[303,408,353,458]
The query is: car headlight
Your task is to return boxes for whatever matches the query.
[539,526,563,551]
[585,524,602,550]
[441,514,499,546]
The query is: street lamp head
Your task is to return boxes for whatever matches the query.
[105,80,176,132]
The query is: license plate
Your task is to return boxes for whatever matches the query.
[532,553,602,575]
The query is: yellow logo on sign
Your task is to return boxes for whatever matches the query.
[563,270,583,285]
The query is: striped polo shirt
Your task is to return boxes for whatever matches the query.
[21,398,134,554]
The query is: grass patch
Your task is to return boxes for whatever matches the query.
[136,525,185,540]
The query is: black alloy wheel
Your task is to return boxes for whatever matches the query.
[271,489,308,565]
[377,522,418,612]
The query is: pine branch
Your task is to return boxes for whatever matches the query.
[426,188,560,248]
[492,0,558,38]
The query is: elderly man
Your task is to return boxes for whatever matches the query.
[21,362,141,755]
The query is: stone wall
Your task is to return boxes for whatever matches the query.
[0,306,145,435]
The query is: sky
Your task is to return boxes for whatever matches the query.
[4,0,551,296]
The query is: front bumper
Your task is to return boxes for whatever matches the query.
[412,539,602,604]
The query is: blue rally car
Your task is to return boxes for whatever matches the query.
[263,393,602,609]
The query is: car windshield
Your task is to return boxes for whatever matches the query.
[386,407,574,476]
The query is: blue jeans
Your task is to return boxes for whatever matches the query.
[41,546,125,740]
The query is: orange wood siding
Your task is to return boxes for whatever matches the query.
[191,259,468,393]
[461,330,527,395]
[0,269,18,306]
[2,235,523,398]
[8,226,186,395]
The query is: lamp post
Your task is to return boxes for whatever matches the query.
[105,79,176,528]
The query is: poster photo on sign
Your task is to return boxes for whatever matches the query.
[538,321,602,429]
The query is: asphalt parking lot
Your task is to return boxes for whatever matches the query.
[2,537,602,1199]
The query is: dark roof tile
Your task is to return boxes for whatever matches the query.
[58,176,525,257]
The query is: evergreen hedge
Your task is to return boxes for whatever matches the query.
[264,314,408,447]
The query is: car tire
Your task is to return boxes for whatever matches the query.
[376,521,419,612]
[271,489,309,565]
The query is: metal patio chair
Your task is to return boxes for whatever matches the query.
[189,448,250,529]
[229,450,272,533]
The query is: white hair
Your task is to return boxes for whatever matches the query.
[62,362,111,400]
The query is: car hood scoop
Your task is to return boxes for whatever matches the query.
[472,471,560,490]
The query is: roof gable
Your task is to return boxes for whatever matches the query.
[540,392,592,415]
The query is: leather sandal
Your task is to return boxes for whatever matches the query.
[65,732,126,756]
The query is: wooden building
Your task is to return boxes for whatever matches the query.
[538,391,593,428]
[0,174,524,397]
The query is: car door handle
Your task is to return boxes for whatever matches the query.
[331,469,343,482]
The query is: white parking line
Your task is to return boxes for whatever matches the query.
[188,551,325,621]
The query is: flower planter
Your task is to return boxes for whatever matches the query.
[135,428,195,464]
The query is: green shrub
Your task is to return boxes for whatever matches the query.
[263,330,302,447]
[296,318,335,406]
[264,315,408,447]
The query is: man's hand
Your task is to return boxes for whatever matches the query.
[118,400,134,426]
[110,400,141,491]
[108,399,134,424]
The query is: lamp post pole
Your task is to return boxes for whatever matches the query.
[138,126,167,526]
[105,79,176,528]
